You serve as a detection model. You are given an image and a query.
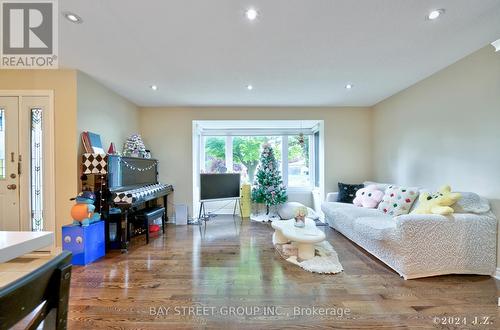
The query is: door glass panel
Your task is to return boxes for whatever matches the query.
[0,109,5,180]
[31,108,43,231]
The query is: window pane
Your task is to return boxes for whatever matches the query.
[288,135,311,187]
[31,108,43,231]
[0,109,5,180]
[314,131,319,187]
[204,136,226,173]
[232,136,281,184]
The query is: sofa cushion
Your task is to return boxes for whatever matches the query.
[377,185,419,216]
[337,182,364,204]
[353,216,397,240]
[322,202,384,231]
[452,192,490,214]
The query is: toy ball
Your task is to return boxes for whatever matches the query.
[71,203,91,222]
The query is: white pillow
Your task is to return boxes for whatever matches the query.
[377,185,419,217]
[452,192,490,214]
[363,181,392,192]
[278,202,320,220]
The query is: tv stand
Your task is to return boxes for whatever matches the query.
[198,198,242,223]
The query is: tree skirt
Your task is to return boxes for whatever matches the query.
[274,240,344,274]
[250,213,281,222]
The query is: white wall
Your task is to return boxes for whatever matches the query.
[77,71,139,154]
[373,45,500,268]
[139,107,372,217]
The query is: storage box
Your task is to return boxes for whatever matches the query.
[62,221,105,265]
[175,204,188,225]
[82,153,108,174]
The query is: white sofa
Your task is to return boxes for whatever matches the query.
[321,184,497,279]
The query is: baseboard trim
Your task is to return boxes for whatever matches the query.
[495,268,500,280]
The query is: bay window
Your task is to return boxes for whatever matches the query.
[201,130,316,189]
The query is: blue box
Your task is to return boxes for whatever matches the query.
[62,221,105,265]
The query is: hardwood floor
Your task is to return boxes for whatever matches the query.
[69,216,499,329]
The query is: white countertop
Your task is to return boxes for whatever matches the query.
[0,254,54,288]
[0,231,54,263]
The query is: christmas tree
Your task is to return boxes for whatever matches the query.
[251,143,287,215]
[123,133,147,157]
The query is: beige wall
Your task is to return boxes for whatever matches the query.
[0,69,139,246]
[139,107,373,216]
[77,72,139,154]
[373,45,500,268]
[0,69,78,245]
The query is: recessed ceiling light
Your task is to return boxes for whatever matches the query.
[150,85,158,91]
[245,8,258,21]
[63,12,83,23]
[246,84,253,91]
[427,9,445,20]
[345,84,353,90]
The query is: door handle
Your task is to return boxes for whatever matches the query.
[7,184,17,190]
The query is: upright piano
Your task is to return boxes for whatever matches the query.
[105,155,173,251]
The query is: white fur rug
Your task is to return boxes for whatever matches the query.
[274,240,344,274]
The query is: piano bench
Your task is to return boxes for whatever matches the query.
[133,206,165,244]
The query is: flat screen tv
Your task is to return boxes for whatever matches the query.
[200,173,241,201]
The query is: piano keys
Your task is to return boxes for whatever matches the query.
[112,183,173,206]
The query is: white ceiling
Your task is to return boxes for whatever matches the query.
[60,0,500,107]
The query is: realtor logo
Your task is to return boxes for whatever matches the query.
[0,0,58,68]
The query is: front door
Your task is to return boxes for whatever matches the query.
[0,95,51,232]
[0,97,20,230]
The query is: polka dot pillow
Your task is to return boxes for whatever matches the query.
[377,185,419,216]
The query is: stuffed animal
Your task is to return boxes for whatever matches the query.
[353,185,384,208]
[70,191,101,226]
[411,185,461,215]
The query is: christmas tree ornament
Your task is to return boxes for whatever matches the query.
[298,121,305,147]
[298,132,305,146]
[107,142,116,155]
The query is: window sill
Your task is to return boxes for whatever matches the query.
[287,186,315,193]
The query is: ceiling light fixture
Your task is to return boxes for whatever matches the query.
[245,8,258,21]
[150,85,158,91]
[345,84,353,90]
[246,84,254,91]
[491,39,500,52]
[427,9,445,20]
[63,12,83,23]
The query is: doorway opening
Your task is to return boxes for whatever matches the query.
[0,91,55,234]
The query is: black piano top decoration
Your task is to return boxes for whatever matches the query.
[108,155,158,190]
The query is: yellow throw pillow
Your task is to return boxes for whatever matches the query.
[411,185,461,215]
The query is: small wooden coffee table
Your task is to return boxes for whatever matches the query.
[271,218,326,260]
